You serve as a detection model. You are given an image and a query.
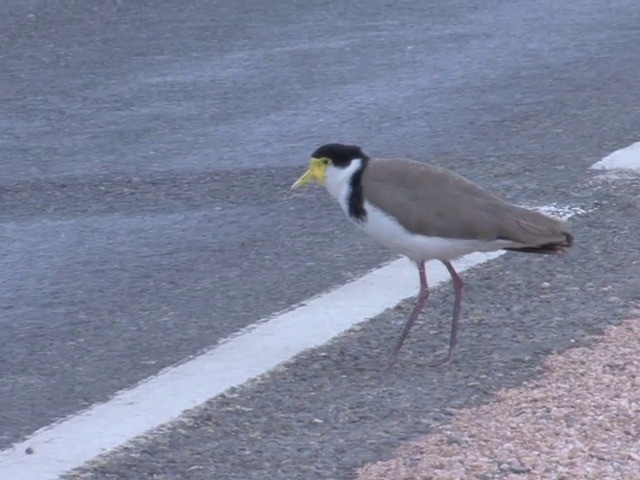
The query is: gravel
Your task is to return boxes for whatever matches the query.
[357,308,640,480]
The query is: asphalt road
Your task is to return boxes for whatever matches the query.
[1,0,639,468]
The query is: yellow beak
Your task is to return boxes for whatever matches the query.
[290,158,326,190]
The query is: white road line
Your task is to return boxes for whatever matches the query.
[591,141,640,171]
[0,206,575,480]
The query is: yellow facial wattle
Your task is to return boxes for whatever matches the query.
[290,158,328,190]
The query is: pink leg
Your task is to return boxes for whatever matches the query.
[382,261,429,370]
[436,260,464,367]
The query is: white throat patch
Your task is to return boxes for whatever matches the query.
[323,158,364,214]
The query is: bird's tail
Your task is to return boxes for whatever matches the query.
[499,206,574,254]
[503,231,573,254]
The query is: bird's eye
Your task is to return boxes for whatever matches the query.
[323,158,331,166]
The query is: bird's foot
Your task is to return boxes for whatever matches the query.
[430,350,456,369]
[377,353,399,372]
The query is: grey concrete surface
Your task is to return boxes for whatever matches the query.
[1,0,639,466]
[66,173,640,480]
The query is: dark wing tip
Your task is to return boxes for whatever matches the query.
[504,230,574,255]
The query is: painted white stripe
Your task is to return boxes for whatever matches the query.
[591,141,640,171]
[0,205,576,480]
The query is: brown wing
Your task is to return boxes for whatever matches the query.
[362,158,571,248]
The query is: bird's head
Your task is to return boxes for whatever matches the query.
[291,143,366,190]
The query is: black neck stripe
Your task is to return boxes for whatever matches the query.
[348,158,368,222]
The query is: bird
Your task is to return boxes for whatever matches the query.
[291,143,573,369]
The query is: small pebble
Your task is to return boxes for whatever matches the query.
[508,461,531,474]
[445,432,465,445]
[25,447,34,455]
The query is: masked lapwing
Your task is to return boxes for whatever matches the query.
[291,143,573,369]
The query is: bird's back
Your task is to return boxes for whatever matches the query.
[361,158,571,250]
